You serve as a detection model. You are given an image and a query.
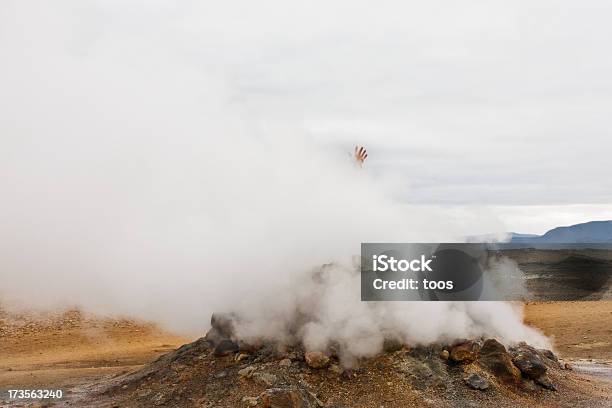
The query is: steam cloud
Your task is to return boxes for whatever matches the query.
[0,1,548,360]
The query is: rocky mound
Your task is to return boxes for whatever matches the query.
[86,314,609,408]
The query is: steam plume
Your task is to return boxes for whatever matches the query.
[0,1,548,360]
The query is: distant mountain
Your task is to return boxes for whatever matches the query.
[506,232,540,243]
[510,220,612,243]
[465,232,540,243]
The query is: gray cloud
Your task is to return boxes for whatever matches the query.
[1,1,611,228]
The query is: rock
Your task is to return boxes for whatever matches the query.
[511,351,547,379]
[480,338,506,354]
[214,338,239,357]
[305,351,330,369]
[238,365,257,378]
[535,374,556,391]
[242,396,259,407]
[478,339,521,384]
[509,341,561,368]
[279,358,292,367]
[509,343,552,379]
[450,341,480,363]
[253,372,278,387]
[394,357,444,390]
[564,362,572,370]
[465,373,489,390]
[538,349,558,362]
[439,350,449,360]
[261,388,318,408]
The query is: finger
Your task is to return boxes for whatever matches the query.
[363,153,368,161]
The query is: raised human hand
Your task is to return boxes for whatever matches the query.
[354,146,368,167]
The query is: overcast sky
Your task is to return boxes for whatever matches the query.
[2,1,611,234]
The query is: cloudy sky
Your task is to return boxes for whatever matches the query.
[2,1,611,234]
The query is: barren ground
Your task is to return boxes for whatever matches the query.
[524,301,612,361]
[0,302,610,405]
[0,309,190,392]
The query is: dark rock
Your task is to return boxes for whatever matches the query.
[480,338,506,354]
[261,388,318,408]
[511,351,547,379]
[478,339,521,383]
[535,374,556,391]
[450,341,480,363]
[509,343,551,379]
[395,356,447,391]
[538,349,558,362]
[465,373,489,390]
[213,339,239,357]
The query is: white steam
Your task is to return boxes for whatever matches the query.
[0,1,547,358]
[233,261,547,366]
